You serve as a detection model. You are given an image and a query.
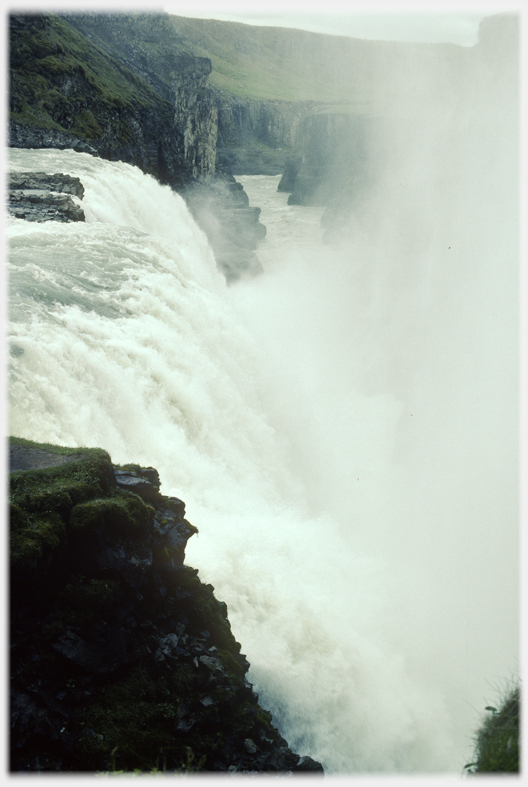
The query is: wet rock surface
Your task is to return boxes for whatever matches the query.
[8,172,85,223]
[9,439,323,774]
[183,174,265,282]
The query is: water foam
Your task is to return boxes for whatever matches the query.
[7,111,518,776]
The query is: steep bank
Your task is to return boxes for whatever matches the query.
[9,437,324,774]
[59,12,324,177]
[163,13,470,187]
[9,12,264,280]
[9,14,204,190]
[279,112,378,207]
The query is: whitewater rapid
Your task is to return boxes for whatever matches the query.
[7,148,518,775]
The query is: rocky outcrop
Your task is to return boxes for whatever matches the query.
[215,94,316,176]
[9,13,267,279]
[173,57,217,181]
[182,175,265,282]
[279,112,376,207]
[9,172,85,222]
[9,14,198,190]
[9,123,98,155]
[61,14,218,185]
[9,438,323,774]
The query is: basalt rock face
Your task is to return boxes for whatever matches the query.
[9,438,324,774]
[182,175,266,282]
[8,172,85,222]
[279,113,377,207]
[9,13,207,190]
[215,94,316,176]
[9,12,265,280]
[61,13,218,184]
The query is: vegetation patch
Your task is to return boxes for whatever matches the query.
[465,684,521,774]
[10,506,66,575]
[41,577,121,637]
[10,14,174,139]
[9,438,114,580]
[70,492,153,537]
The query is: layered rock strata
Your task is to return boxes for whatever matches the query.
[278,113,376,207]
[9,438,323,774]
[215,94,317,176]
[9,12,266,279]
[9,14,198,190]
[9,172,85,222]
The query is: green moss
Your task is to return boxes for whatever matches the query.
[216,648,244,681]
[118,120,134,144]
[41,577,121,637]
[70,491,153,537]
[9,438,114,580]
[79,663,206,771]
[10,507,66,574]
[71,108,101,138]
[9,436,110,459]
[152,542,181,569]
[10,14,174,139]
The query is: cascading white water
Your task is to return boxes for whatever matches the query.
[7,42,519,773]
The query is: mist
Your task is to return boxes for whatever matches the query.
[7,11,520,776]
[224,12,520,768]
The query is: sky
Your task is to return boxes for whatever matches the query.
[163,1,523,47]
[6,0,523,47]
[163,3,490,47]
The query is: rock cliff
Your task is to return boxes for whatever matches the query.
[9,14,193,189]
[9,437,324,774]
[279,112,377,207]
[9,12,264,281]
[215,93,317,175]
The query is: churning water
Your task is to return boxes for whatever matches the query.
[7,23,519,770]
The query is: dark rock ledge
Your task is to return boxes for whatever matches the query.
[9,438,323,774]
[182,174,265,283]
[9,172,85,223]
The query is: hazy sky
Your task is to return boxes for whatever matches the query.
[163,3,490,46]
[162,1,519,47]
[7,0,516,47]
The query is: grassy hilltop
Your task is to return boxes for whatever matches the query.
[165,14,470,113]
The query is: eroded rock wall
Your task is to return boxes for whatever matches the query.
[215,93,316,175]
[9,438,324,774]
[9,13,211,190]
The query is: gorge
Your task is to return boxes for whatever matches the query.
[7,9,520,776]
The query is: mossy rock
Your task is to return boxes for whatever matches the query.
[10,14,172,140]
[10,505,66,576]
[41,577,122,638]
[77,663,204,771]
[70,492,153,538]
[9,438,114,583]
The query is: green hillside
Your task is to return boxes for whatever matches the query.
[10,14,172,138]
[166,15,469,113]
[167,15,384,109]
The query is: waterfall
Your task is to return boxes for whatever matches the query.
[7,134,518,773]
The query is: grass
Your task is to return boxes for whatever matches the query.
[9,437,114,578]
[465,683,521,774]
[10,14,174,138]
[166,15,377,108]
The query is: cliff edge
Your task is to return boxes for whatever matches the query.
[9,437,324,774]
